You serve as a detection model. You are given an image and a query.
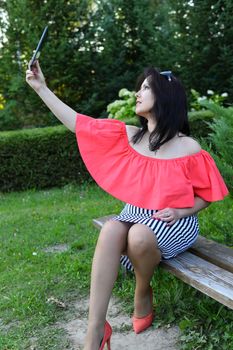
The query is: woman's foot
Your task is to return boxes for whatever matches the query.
[133,285,153,317]
[83,323,105,350]
[132,286,154,334]
[83,321,112,350]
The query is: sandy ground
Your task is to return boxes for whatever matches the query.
[58,296,180,350]
[45,244,180,349]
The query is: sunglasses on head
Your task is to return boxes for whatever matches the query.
[160,71,172,81]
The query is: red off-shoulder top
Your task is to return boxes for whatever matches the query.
[75,113,229,210]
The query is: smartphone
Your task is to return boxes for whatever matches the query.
[30,26,48,69]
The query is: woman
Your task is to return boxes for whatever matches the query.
[26,63,228,350]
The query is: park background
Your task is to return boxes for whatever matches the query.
[0,1,232,349]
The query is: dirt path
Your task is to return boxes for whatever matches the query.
[59,296,180,350]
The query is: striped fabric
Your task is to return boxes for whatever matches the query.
[113,203,199,272]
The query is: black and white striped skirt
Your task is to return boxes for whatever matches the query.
[113,203,199,271]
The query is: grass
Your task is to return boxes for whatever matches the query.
[0,183,232,349]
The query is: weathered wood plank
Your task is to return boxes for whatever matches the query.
[190,236,233,273]
[93,214,115,229]
[161,252,233,310]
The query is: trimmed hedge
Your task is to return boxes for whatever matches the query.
[0,125,91,192]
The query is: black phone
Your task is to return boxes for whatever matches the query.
[30,26,48,69]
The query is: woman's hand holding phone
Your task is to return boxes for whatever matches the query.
[25,25,77,132]
[26,60,47,93]
[26,26,48,92]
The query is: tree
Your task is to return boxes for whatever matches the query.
[1,0,232,131]
[0,0,97,130]
[0,0,170,130]
[166,0,233,100]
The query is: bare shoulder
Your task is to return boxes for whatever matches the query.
[126,124,140,139]
[179,135,202,155]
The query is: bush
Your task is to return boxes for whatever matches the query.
[187,88,230,139]
[190,88,229,111]
[199,100,233,194]
[0,100,24,131]
[0,125,91,192]
[188,110,214,139]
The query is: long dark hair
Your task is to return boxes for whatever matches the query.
[132,67,190,151]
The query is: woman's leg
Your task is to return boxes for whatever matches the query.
[84,220,132,350]
[126,223,161,317]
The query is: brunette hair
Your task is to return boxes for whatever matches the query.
[132,67,190,151]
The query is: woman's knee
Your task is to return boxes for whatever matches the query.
[127,224,160,257]
[98,220,129,249]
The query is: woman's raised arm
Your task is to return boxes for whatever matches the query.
[26,61,77,132]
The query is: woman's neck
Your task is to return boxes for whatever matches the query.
[147,119,156,133]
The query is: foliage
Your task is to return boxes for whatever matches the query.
[0,125,91,192]
[0,0,95,130]
[167,0,233,103]
[188,88,228,138]
[1,1,233,131]
[0,0,164,130]
[198,100,233,193]
[187,109,213,139]
[190,88,229,111]
[0,93,5,109]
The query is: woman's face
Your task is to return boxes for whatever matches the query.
[135,78,155,118]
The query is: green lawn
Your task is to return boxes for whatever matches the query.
[0,183,232,349]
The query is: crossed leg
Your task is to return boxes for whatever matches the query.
[83,221,161,350]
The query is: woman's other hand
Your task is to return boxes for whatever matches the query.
[26,60,46,92]
[152,208,181,226]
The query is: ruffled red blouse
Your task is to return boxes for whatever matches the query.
[75,113,229,210]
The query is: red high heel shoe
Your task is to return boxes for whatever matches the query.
[99,320,112,350]
[132,286,154,334]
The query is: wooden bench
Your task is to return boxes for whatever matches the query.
[93,214,233,310]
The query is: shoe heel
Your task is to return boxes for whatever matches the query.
[101,338,111,350]
[102,340,111,350]
[99,321,112,350]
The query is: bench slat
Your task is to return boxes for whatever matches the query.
[93,215,233,309]
[93,215,115,229]
[161,252,233,309]
[190,236,233,273]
